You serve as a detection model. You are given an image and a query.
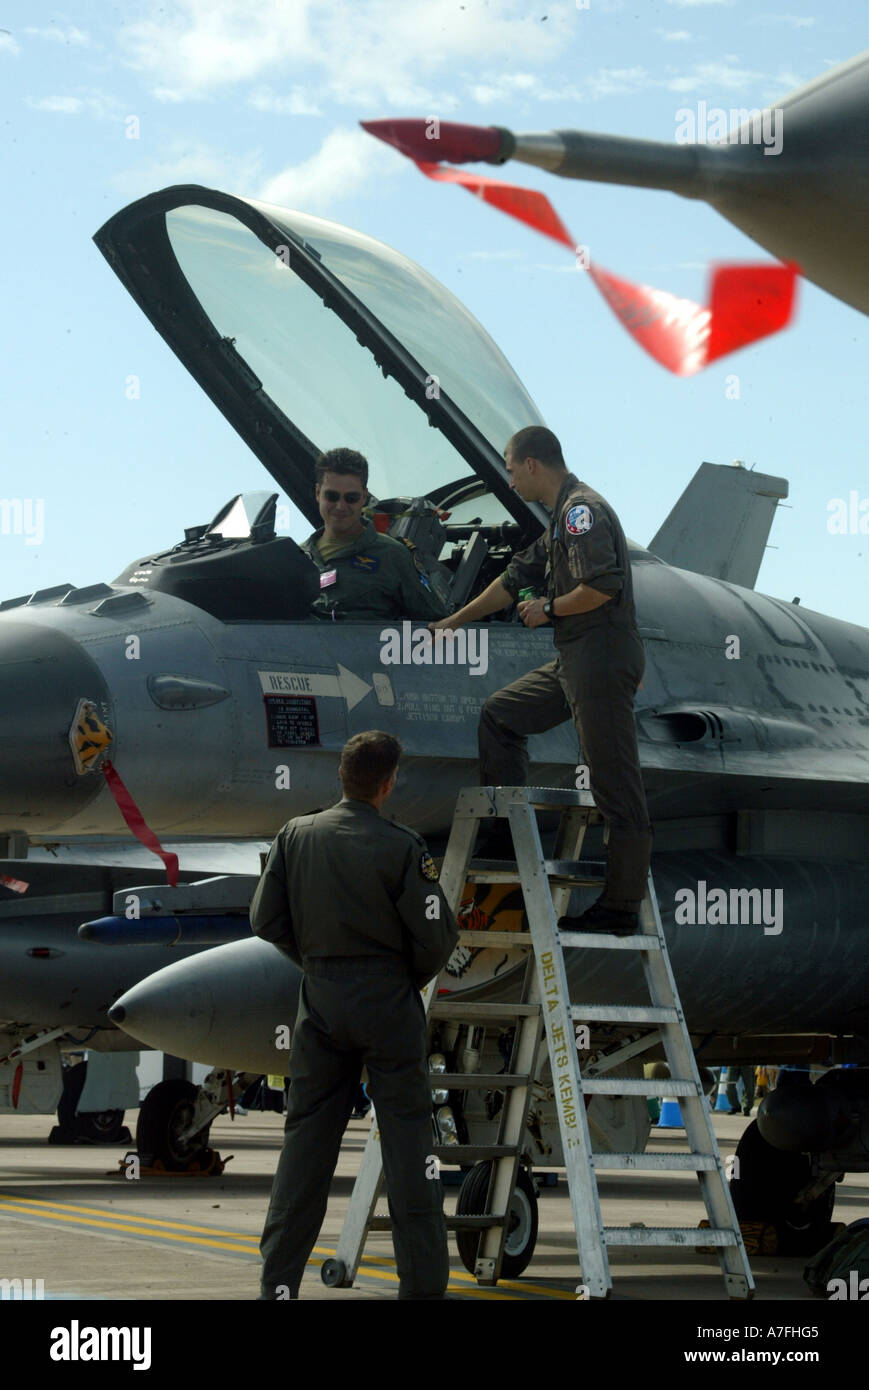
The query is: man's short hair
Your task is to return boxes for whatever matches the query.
[339,730,401,800]
[506,426,566,470]
[315,448,369,489]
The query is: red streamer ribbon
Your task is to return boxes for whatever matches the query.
[414,159,797,373]
[101,758,179,887]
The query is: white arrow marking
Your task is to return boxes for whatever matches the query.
[258,667,373,713]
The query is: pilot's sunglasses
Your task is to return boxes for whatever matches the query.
[323,489,363,504]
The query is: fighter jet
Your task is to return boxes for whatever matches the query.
[1,185,867,1264]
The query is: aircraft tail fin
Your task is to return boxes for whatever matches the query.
[648,461,788,589]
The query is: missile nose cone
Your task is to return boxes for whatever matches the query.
[0,618,112,829]
[361,118,506,165]
[111,937,303,1074]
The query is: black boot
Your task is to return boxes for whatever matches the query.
[558,900,638,937]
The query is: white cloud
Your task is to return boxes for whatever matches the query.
[257,127,397,214]
[667,0,730,6]
[26,90,119,118]
[749,13,815,27]
[665,61,768,93]
[0,31,19,55]
[111,136,264,200]
[658,29,693,41]
[119,0,568,106]
[248,86,321,117]
[23,25,90,45]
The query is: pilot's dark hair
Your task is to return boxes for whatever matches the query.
[339,730,401,800]
[315,448,369,489]
[506,426,566,470]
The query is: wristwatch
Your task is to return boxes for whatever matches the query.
[543,599,554,619]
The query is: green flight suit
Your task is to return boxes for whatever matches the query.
[301,522,447,623]
[251,798,459,1299]
[479,471,652,909]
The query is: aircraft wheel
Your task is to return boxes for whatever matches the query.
[321,1258,350,1287]
[136,1079,211,1170]
[56,1060,126,1143]
[455,1163,538,1279]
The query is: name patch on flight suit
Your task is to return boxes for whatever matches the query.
[566,505,594,536]
[320,568,337,588]
[419,852,439,881]
[352,554,379,571]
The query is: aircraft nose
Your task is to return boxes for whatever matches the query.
[0,618,112,831]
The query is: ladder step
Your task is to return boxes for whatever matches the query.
[433,1145,516,1162]
[592,1153,719,1172]
[436,1073,530,1089]
[429,1002,541,1020]
[467,859,605,888]
[369,1214,504,1232]
[457,930,532,948]
[581,1079,698,1097]
[559,931,661,951]
[604,1227,740,1248]
[570,1004,679,1024]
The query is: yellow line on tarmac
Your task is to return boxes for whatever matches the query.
[0,1192,573,1299]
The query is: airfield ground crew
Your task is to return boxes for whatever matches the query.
[301,447,446,623]
[431,425,652,935]
[251,730,459,1300]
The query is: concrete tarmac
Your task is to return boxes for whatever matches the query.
[1,1108,866,1301]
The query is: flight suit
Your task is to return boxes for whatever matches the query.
[479,471,652,909]
[301,521,447,623]
[250,798,459,1299]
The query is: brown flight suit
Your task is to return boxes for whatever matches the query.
[479,471,652,909]
[251,798,459,1299]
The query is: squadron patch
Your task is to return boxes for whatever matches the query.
[566,504,594,536]
[419,852,439,881]
[352,554,379,571]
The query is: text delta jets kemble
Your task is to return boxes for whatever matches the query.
[50,1321,151,1371]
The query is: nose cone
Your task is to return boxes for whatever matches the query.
[0,619,112,830]
[110,937,303,1074]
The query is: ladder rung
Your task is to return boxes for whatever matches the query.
[559,931,661,951]
[570,1004,679,1024]
[581,1079,698,1097]
[467,860,605,888]
[592,1153,718,1172]
[436,1073,530,1089]
[369,1214,504,1232]
[433,1145,516,1162]
[457,930,532,948]
[430,1002,541,1020]
[603,1227,739,1247]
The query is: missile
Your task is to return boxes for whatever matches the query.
[363,50,869,316]
[79,915,252,946]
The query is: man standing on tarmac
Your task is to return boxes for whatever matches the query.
[431,426,652,935]
[251,731,459,1299]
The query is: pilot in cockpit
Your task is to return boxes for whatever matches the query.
[300,448,447,624]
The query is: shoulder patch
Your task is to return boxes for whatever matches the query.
[351,553,379,572]
[419,851,439,881]
[566,504,594,536]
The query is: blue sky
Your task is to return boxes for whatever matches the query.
[2,1,866,626]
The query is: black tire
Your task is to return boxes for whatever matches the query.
[136,1079,211,1171]
[56,1060,126,1143]
[321,1258,350,1287]
[456,1163,538,1279]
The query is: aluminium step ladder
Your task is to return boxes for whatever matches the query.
[323,786,754,1300]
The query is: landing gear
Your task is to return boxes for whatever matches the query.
[455,1162,539,1279]
[49,1060,130,1145]
[135,1078,212,1170]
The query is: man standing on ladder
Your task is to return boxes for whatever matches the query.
[431,426,652,935]
[250,731,459,1299]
